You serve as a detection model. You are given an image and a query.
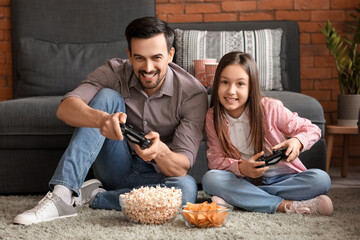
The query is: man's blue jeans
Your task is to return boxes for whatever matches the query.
[202,168,331,214]
[50,88,197,210]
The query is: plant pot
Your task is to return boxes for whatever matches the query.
[337,94,360,126]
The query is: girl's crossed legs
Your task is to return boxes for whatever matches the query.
[202,168,331,214]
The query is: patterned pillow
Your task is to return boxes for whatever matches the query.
[174,29,283,91]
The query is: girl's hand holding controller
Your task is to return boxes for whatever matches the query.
[272,137,303,163]
[238,151,269,178]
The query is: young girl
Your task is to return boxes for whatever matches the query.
[202,51,333,215]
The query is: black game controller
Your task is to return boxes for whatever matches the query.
[256,148,288,168]
[120,123,151,149]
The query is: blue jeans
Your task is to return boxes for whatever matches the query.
[202,168,331,214]
[50,88,197,210]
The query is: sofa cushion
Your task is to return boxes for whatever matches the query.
[0,96,74,135]
[174,28,283,91]
[15,38,128,98]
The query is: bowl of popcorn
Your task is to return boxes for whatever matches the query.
[119,185,182,225]
[182,201,233,228]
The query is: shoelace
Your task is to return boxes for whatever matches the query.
[31,192,59,216]
[288,198,319,214]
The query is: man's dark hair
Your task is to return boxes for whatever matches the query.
[125,16,175,53]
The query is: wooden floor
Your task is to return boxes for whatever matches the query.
[329,165,360,188]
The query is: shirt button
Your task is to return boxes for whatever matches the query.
[144,120,147,125]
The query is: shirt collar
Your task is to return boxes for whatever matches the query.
[225,106,250,126]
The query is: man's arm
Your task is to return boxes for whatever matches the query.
[57,97,126,141]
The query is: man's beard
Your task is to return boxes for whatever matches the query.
[139,70,164,90]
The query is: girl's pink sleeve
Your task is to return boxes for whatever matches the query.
[205,108,244,177]
[269,99,321,151]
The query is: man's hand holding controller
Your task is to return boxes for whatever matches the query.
[120,123,151,149]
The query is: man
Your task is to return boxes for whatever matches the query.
[14,17,208,225]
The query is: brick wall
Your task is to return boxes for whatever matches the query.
[0,0,11,101]
[0,0,359,165]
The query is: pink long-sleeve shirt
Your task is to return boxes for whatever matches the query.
[205,97,321,177]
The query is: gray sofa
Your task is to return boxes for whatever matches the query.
[0,0,326,194]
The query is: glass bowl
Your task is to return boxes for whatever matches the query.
[119,186,182,225]
[181,202,233,228]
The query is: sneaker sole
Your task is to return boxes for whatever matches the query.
[318,195,334,216]
[14,213,78,225]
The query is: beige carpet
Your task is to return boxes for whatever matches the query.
[1,188,359,240]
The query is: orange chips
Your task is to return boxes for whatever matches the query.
[182,201,230,228]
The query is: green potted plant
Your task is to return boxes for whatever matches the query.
[321,8,360,126]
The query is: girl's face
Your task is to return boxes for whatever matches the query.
[217,64,250,118]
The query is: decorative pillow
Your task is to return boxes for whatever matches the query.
[174,29,283,91]
[15,38,128,98]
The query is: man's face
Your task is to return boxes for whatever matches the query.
[127,33,175,96]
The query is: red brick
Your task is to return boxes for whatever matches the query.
[311,33,326,44]
[0,75,6,87]
[222,1,257,12]
[204,13,238,22]
[0,7,5,18]
[298,22,325,33]
[258,0,292,10]
[186,3,221,14]
[0,63,11,75]
[295,0,329,10]
[0,0,10,6]
[314,79,339,90]
[239,12,274,21]
[301,79,314,89]
[319,100,337,112]
[168,14,203,23]
[4,29,10,41]
[0,19,10,30]
[300,33,310,44]
[314,56,335,67]
[300,44,329,57]
[300,56,313,67]
[311,10,346,21]
[157,4,184,15]
[276,11,311,21]
[4,6,10,18]
[331,0,360,9]
[345,10,359,22]
[331,89,341,101]
[0,86,12,98]
[302,90,331,101]
[301,67,332,79]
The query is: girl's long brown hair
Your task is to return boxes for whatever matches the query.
[210,52,264,159]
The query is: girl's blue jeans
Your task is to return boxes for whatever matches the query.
[49,88,197,210]
[202,168,331,214]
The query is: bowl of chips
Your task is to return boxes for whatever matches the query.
[119,185,182,225]
[182,201,233,228]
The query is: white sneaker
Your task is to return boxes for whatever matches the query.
[74,179,104,206]
[13,192,77,225]
[285,195,334,216]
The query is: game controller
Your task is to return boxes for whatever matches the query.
[256,148,288,168]
[120,123,151,149]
